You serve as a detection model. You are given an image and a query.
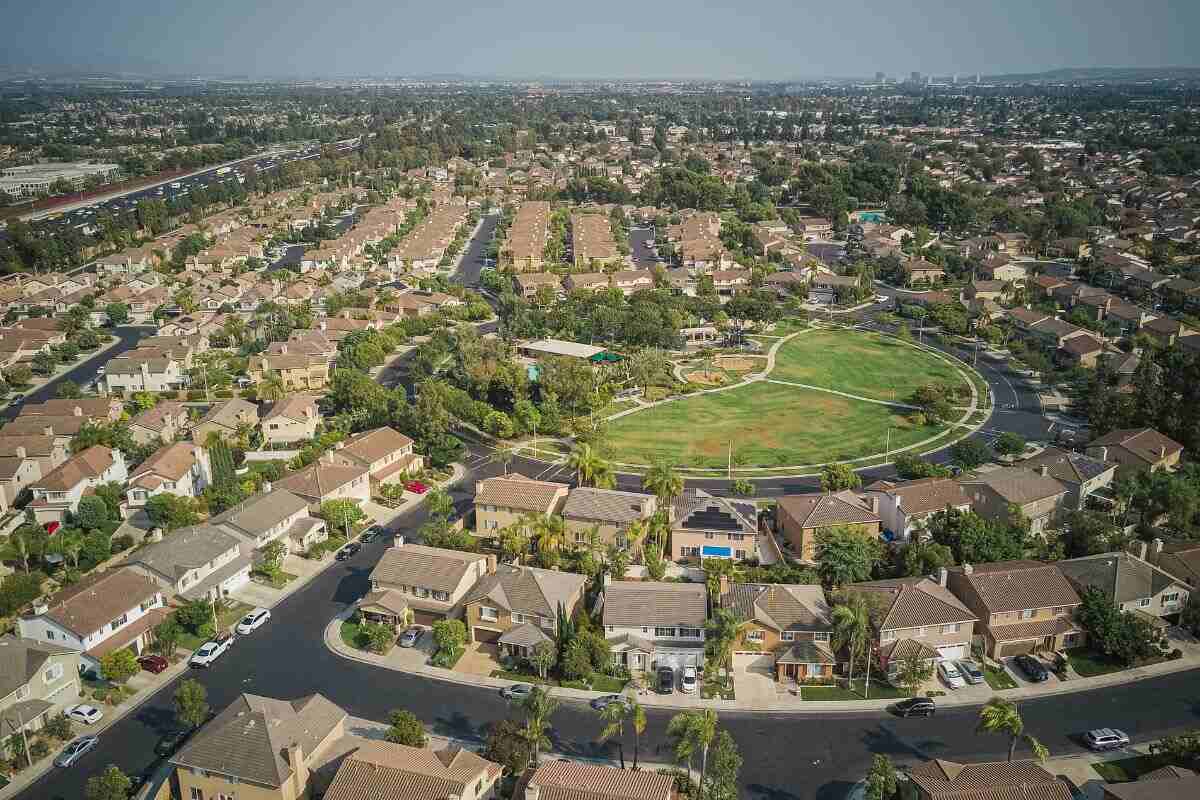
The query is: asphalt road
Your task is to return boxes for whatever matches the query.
[630,226,658,266]
[452,213,501,288]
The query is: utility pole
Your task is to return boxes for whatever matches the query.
[727,440,732,480]
[885,427,892,463]
[864,642,873,699]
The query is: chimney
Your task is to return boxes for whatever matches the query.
[526,784,541,800]
[1096,446,1108,462]
[394,534,406,548]
[279,343,287,354]
[963,563,973,575]
[285,742,308,792]
[262,481,273,494]
[15,446,25,459]
[33,599,49,615]
[937,567,948,587]
[1153,537,1164,555]
[1038,465,1050,477]
[1137,541,1148,561]
[1158,445,1166,459]
[867,495,880,514]
[485,553,498,575]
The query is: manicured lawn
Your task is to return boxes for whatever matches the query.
[800,679,911,701]
[1067,648,1127,677]
[772,329,969,403]
[340,620,369,650]
[490,669,628,692]
[701,675,735,700]
[606,381,946,469]
[982,662,1018,690]
[252,571,297,590]
[1092,755,1169,783]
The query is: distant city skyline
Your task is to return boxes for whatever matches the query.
[4,0,1200,80]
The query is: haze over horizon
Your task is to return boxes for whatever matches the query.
[5,0,1200,81]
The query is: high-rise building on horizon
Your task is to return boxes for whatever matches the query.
[875,71,885,82]
[910,71,922,84]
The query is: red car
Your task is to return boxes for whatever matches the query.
[404,480,429,494]
[44,521,61,535]
[137,654,169,674]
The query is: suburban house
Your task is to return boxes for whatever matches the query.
[191,397,259,444]
[17,567,168,669]
[276,456,371,507]
[958,467,1070,535]
[1018,447,1116,510]
[865,478,972,541]
[171,692,347,800]
[671,488,761,562]
[22,398,123,421]
[909,759,1072,800]
[0,435,67,483]
[0,635,82,738]
[126,441,210,508]
[603,580,708,673]
[1141,538,1200,590]
[473,473,569,537]
[720,578,836,684]
[28,445,128,524]
[248,349,330,391]
[122,524,252,602]
[847,573,977,676]
[323,739,503,800]
[774,491,881,562]
[214,488,329,556]
[327,426,422,487]
[1102,772,1200,800]
[361,540,492,628]
[102,352,185,395]
[1086,428,1184,478]
[946,561,1083,658]
[516,762,674,800]
[1058,551,1189,622]
[462,564,587,654]
[262,395,321,446]
[128,400,190,445]
[0,444,42,514]
[561,487,658,552]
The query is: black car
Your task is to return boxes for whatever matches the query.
[359,527,385,544]
[336,542,362,561]
[893,697,936,718]
[1013,654,1050,682]
[154,729,190,757]
[657,666,675,694]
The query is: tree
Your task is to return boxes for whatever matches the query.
[568,442,615,488]
[86,765,132,800]
[815,525,882,587]
[976,697,1048,762]
[865,754,899,800]
[385,709,428,747]
[362,622,395,654]
[56,379,82,399]
[642,460,684,506]
[631,700,647,769]
[820,463,862,491]
[704,608,739,681]
[154,617,183,657]
[258,540,287,580]
[521,686,559,762]
[1149,730,1200,770]
[529,640,557,679]
[257,371,287,402]
[432,618,466,660]
[99,649,139,684]
[950,438,993,471]
[832,593,873,687]
[174,678,210,729]
[105,303,130,325]
[605,542,632,583]
[175,599,215,635]
[75,495,110,530]
[893,652,933,696]
[483,718,532,776]
[32,350,57,376]
[597,698,628,769]
[145,493,201,531]
[1075,586,1161,666]
[993,432,1026,458]
[319,499,366,537]
[703,730,742,800]
[667,710,718,800]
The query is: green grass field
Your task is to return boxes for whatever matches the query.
[606,381,945,468]
[772,329,968,403]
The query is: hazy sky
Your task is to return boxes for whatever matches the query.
[6,0,1200,79]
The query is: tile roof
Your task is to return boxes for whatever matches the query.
[776,491,880,528]
[776,640,836,665]
[524,760,674,800]
[370,544,488,594]
[908,759,1072,800]
[324,739,502,800]
[357,588,411,617]
[1058,552,1188,605]
[465,564,586,619]
[276,459,369,501]
[1088,428,1184,465]
[33,445,116,492]
[1018,447,1113,484]
[960,467,1070,506]
[603,581,708,628]
[950,561,1081,613]
[878,477,970,516]
[34,567,160,637]
[498,621,554,649]
[263,394,318,423]
[130,441,203,483]
[196,398,259,432]
[474,473,568,513]
[562,487,656,526]
[338,426,414,466]
[1102,775,1200,800]
[849,577,977,631]
[721,582,831,632]
[673,488,757,535]
[173,693,346,787]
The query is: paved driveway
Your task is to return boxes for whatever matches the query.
[732,653,779,705]
[456,642,501,677]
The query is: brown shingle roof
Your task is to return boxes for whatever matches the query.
[370,544,488,594]
[338,426,414,465]
[949,561,1081,613]
[276,459,368,502]
[721,583,831,632]
[465,564,586,619]
[602,581,708,628]
[776,491,880,528]
[849,577,977,632]
[130,441,202,484]
[879,477,971,516]
[1088,427,1184,465]
[33,445,116,492]
[35,567,160,637]
[960,467,1069,506]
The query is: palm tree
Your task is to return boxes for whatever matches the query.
[642,460,684,507]
[520,686,559,764]
[605,543,632,583]
[499,518,534,565]
[704,608,739,682]
[976,697,1048,762]
[630,701,647,769]
[535,515,566,556]
[568,442,614,488]
[234,422,257,451]
[60,535,83,570]
[667,710,718,799]
[222,315,247,345]
[6,532,32,573]
[257,370,286,402]
[831,594,872,691]
[596,700,628,769]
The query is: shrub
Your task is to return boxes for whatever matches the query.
[43,712,73,741]
[1170,648,1184,660]
[29,739,49,760]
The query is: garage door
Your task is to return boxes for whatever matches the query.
[655,650,702,670]
[473,628,503,645]
[936,645,966,661]
[998,640,1036,657]
[411,610,442,628]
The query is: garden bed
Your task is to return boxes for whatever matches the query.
[1091,755,1170,783]
[252,570,297,590]
[981,662,1018,689]
[489,669,628,693]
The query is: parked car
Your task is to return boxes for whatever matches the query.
[500,683,534,701]
[957,660,985,685]
[1084,728,1130,751]
[55,736,99,767]
[189,636,232,668]
[137,654,169,674]
[681,666,698,694]
[65,704,104,725]
[892,697,937,718]
[336,542,362,561]
[360,526,386,543]
[1012,654,1050,682]
[154,728,191,757]
[399,627,424,648]
[590,694,632,711]
[405,480,429,494]
[658,666,675,694]
[236,607,271,635]
[937,660,966,690]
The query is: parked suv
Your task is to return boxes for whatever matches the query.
[1084,729,1130,751]
[1012,654,1050,682]
[657,666,675,694]
[893,697,936,718]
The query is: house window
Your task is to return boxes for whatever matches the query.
[655,627,677,638]
[190,788,204,800]
[813,631,830,642]
[915,627,926,638]
[540,617,554,629]
[746,630,764,643]
[881,630,896,642]
[735,550,747,560]
[413,587,430,598]
[679,628,702,639]
[15,685,29,701]
[941,623,959,635]
[781,632,795,642]
[43,663,64,683]
[1020,609,1035,620]
[110,613,129,630]
[1163,593,1180,605]
[513,613,526,624]
[45,630,55,641]
[432,591,450,602]
[479,607,498,622]
[1053,606,1068,615]
[140,599,157,612]
[1139,598,1151,608]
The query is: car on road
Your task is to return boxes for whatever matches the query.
[658,666,675,693]
[501,683,534,701]
[399,627,424,648]
[137,654,169,674]
[1084,728,1130,751]
[336,542,362,560]
[681,666,698,694]
[55,735,99,767]
[590,694,632,711]
[66,704,104,725]
[236,607,271,635]
[189,636,232,668]
[1012,654,1050,682]
[937,660,966,690]
[957,660,985,685]
[154,728,191,757]
[360,526,386,543]
[875,295,890,303]
[892,697,936,718]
